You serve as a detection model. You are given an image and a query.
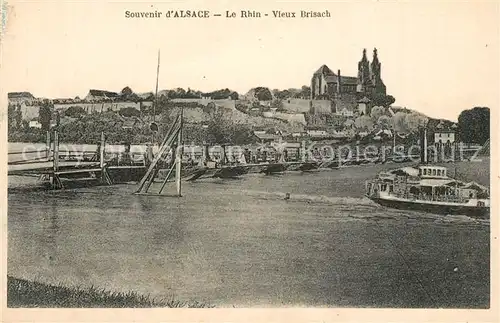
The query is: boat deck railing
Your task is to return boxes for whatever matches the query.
[389,191,469,204]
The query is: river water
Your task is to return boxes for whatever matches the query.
[7,163,490,308]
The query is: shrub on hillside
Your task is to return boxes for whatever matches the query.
[119,107,141,117]
[64,106,86,118]
[457,107,490,144]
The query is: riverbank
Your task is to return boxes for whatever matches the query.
[7,276,211,308]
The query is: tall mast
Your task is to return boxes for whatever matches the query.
[153,49,160,124]
[175,107,184,197]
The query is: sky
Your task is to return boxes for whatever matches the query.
[1,0,499,121]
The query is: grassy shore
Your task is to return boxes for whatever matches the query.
[7,276,212,308]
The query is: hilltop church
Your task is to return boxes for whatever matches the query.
[310,48,387,115]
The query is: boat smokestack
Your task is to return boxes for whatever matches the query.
[420,127,428,164]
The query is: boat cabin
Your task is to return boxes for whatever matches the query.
[366,165,490,204]
[418,166,447,179]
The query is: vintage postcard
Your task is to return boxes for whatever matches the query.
[1,0,498,322]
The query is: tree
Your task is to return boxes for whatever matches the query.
[370,106,386,122]
[299,85,311,99]
[204,88,238,100]
[392,112,407,133]
[203,102,217,114]
[377,115,392,129]
[354,115,374,131]
[14,106,22,130]
[121,86,133,96]
[370,93,395,107]
[8,104,17,130]
[64,106,86,118]
[274,89,291,100]
[119,107,141,117]
[205,109,254,144]
[39,100,53,131]
[404,112,428,133]
[55,111,61,127]
[228,91,239,100]
[175,88,186,97]
[271,99,285,111]
[457,107,490,144]
[21,120,29,130]
[253,87,273,101]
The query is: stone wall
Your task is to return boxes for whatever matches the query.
[311,100,333,114]
[282,99,333,115]
[282,99,311,113]
[333,93,357,115]
[54,101,152,114]
[172,98,236,110]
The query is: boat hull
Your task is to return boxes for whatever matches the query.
[368,196,490,218]
[213,165,248,178]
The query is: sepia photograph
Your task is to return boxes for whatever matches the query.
[1,0,498,321]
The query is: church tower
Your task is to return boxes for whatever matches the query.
[357,49,371,93]
[370,48,386,95]
[370,48,381,81]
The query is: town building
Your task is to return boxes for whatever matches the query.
[253,132,282,144]
[8,92,36,104]
[84,89,120,101]
[357,97,371,115]
[28,119,42,129]
[306,126,329,137]
[432,121,457,145]
[434,129,456,145]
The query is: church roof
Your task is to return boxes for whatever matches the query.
[313,65,335,76]
[314,64,358,84]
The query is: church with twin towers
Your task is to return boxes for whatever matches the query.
[310,48,387,100]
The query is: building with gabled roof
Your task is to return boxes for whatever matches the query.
[8,92,36,104]
[84,89,120,101]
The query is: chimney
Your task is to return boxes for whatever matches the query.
[337,69,341,94]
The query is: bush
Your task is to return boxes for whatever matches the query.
[119,107,141,117]
[457,107,489,144]
[64,106,86,118]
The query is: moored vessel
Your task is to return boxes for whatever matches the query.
[365,165,490,217]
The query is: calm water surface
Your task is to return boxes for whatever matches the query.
[8,164,490,307]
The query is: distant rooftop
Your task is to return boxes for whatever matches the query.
[8,92,35,99]
[88,89,120,98]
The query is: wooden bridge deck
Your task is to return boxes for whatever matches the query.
[8,161,101,175]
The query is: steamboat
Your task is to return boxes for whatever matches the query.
[365,165,490,218]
